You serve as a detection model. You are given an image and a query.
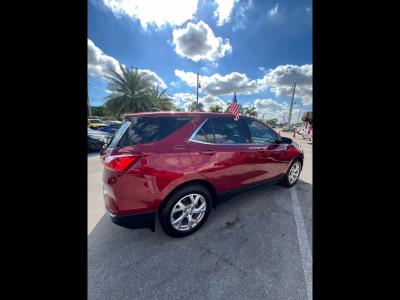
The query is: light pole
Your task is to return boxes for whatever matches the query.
[287,82,297,130]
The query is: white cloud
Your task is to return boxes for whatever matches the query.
[260,64,312,105]
[88,39,120,79]
[175,69,259,96]
[171,93,227,111]
[254,98,288,112]
[268,3,279,17]
[214,0,238,26]
[171,92,197,110]
[254,99,304,123]
[254,98,287,122]
[172,21,232,62]
[175,64,312,104]
[139,69,167,89]
[232,0,253,31]
[88,39,167,88]
[101,0,198,29]
[201,95,228,110]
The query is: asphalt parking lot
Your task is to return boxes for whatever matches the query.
[88,130,312,299]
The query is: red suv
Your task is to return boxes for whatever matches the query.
[101,112,303,237]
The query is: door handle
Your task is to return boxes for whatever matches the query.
[200,150,216,155]
[249,146,267,151]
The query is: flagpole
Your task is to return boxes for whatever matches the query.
[196,72,199,111]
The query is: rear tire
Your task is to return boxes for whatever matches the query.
[279,159,302,187]
[159,184,212,238]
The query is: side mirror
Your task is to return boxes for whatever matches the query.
[275,135,282,144]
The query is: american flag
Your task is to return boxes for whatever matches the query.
[230,91,240,120]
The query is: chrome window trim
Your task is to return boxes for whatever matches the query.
[187,118,267,146]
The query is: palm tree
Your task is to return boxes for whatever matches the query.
[243,106,257,117]
[209,105,223,113]
[148,86,175,111]
[104,64,153,117]
[189,101,204,112]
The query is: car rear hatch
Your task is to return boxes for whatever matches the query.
[100,114,197,215]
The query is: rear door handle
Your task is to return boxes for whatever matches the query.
[249,146,267,151]
[200,150,216,155]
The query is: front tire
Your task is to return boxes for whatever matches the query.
[280,159,302,187]
[159,184,212,238]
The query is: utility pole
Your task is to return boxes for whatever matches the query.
[297,101,303,125]
[196,72,199,111]
[88,94,92,117]
[287,82,297,130]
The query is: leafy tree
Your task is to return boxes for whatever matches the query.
[209,105,223,113]
[90,106,105,116]
[104,64,154,118]
[189,101,204,112]
[265,118,278,127]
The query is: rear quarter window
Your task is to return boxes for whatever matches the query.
[108,116,192,148]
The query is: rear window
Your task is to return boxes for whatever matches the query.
[107,116,192,148]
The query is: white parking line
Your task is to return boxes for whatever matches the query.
[290,187,312,300]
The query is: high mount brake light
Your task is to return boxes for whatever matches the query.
[101,153,141,172]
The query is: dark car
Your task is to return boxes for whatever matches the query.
[88,128,112,152]
[98,123,122,134]
[101,112,304,237]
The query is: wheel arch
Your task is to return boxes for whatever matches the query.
[157,179,218,215]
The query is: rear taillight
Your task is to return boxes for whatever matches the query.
[101,153,141,172]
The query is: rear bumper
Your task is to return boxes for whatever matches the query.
[107,208,156,232]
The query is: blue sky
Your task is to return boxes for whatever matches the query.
[88,0,312,122]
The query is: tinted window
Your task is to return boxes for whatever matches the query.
[192,117,249,144]
[245,119,278,144]
[106,120,131,148]
[107,117,191,148]
[192,120,214,143]
[121,116,191,147]
[211,118,248,144]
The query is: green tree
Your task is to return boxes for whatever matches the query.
[90,106,105,116]
[265,118,278,127]
[209,105,223,113]
[104,65,154,118]
[148,86,175,111]
[189,101,204,112]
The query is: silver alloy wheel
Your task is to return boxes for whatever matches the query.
[288,162,301,184]
[170,193,207,231]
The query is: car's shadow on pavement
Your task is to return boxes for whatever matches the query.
[88,181,312,300]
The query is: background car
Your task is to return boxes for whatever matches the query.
[88,128,112,152]
[88,118,107,130]
[98,122,122,134]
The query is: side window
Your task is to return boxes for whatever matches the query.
[211,118,248,144]
[191,120,214,143]
[191,118,250,144]
[245,119,278,144]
